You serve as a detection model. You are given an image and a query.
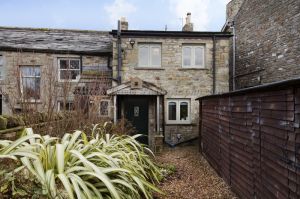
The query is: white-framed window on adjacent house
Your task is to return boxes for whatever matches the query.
[166,99,191,124]
[138,43,161,67]
[99,100,110,117]
[182,45,205,68]
[0,55,3,80]
[58,58,81,81]
[57,101,75,111]
[20,66,41,100]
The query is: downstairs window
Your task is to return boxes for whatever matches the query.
[167,99,191,124]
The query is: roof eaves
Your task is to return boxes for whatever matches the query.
[109,30,233,38]
[0,46,112,56]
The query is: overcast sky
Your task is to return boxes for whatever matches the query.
[0,0,230,31]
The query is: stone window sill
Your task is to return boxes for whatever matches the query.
[178,68,208,71]
[19,100,42,104]
[134,67,165,70]
[165,123,197,126]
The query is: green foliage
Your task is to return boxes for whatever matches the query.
[2,115,25,128]
[159,164,176,181]
[0,123,163,198]
[0,116,8,130]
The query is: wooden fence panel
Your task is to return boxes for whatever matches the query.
[199,83,300,198]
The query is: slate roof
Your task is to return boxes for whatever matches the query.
[0,27,112,55]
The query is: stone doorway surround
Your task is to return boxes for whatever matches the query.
[107,77,166,146]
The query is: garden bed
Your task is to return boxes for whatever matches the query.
[155,141,237,199]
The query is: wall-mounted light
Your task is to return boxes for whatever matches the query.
[129,39,135,48]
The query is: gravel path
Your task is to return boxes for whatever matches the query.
[155,141,237,199]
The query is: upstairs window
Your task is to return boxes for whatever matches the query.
[0,55,3,80]
[58,58,80,81]
[182,45,205,68]
[138,44,161,67]
[20,66,41,100]
[167,99,191,124]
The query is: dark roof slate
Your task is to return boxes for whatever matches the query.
[0,27,112,55]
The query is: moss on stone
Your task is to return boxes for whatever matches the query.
[2,115,25,128]
[0,116,8,130]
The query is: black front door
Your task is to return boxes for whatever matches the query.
[124,97,149,145]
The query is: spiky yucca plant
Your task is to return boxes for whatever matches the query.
[0,124,163,199]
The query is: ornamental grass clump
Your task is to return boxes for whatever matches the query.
[0,123,163,199]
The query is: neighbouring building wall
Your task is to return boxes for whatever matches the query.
[226,0,244,22]
[234,0,300,89]
[0,51,111,116]
[216,39,230,93]
[112,36,230,145]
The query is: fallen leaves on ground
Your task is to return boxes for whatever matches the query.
[155,141,237,199]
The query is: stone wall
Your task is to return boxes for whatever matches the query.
[234,0,300,89]
[0,51,110,115]
[112,36,230,145]
[226,0,244,22]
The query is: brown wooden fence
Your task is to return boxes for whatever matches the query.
[197,78,300,199]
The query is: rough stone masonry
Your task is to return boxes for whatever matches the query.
[231,0,300,89]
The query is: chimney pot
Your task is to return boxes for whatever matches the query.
[182,12,193,32]
[120,17,128,30]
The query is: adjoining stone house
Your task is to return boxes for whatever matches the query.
[223,0,300,90]
[0,27,113,118]
[107,15,231,147]
[0,14,231,147]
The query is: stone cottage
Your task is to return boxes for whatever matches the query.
[223,0,300,90]
[0,14,231,147]
[0,27,112,118]
[107,15,231,147]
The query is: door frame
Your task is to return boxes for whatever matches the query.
[123,96,149,144]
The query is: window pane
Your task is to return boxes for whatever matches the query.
[151,46,161,66]
[139,46,149,66]
[168,102,177,120]
[71,70,80,80]
[180,102,188,121]
[22,77,40,99]
[20,66,35,76]
[60,70,70,80]
[59,102,74,111]
[100,101,109,116]
[0,66,3,79]
[183,47,191,66]
[20,66,40,99]
[60,70,79,80]
[66,102,74,111]
[195,47,204,66]
[60,60,68,69]
[70,60,80,69]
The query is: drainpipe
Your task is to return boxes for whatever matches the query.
[230,21,236,91]
[117,20,122,84]
[212,36,216,94]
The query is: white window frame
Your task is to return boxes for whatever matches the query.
[57,101,74,112]
[0,55,3,80]
[182,45,205,68]
[138,43,162,68]
[166,99,191,124]
[19,65,41,101]
[99,100,110,117]
[58,58,81,82]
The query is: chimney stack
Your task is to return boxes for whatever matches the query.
[182,12,193,32]
[120,17,128,30]
[226,0,244,22]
